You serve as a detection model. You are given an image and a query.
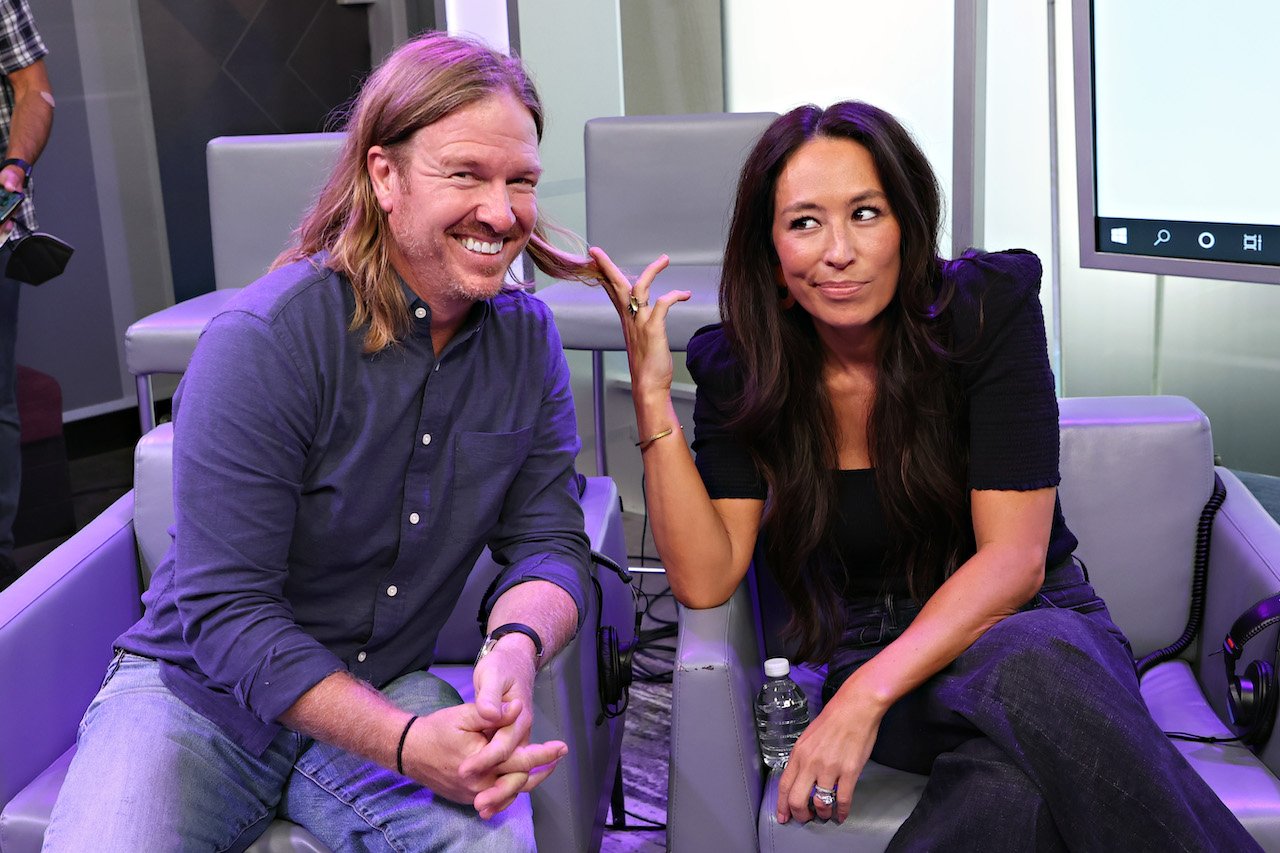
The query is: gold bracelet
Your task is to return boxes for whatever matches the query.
[635,425,679,450]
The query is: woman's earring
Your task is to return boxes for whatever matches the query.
[775,267,797,310]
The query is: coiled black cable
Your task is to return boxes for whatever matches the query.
[1136,472,1227,675]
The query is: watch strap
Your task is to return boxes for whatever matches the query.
[477,622,544,663]
[1,158,31,188]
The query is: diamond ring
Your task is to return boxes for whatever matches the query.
[812,784,836,808]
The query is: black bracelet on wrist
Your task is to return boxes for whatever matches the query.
[0,158,31,188]
[396,714,419,776]
[475,622,544,666]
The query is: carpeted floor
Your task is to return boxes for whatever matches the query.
[600,568,675,853]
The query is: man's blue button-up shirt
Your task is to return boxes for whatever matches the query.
[119,256,589,755]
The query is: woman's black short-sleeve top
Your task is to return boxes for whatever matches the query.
[685,249,1078,595]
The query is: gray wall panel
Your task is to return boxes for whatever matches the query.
[15,0,136,414]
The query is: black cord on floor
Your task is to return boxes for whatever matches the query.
[1164,730,1247,745]
[607,809,667,831]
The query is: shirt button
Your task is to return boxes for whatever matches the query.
[414,307,427,319]
[357,651,367,662]
[408,512,420,524]
[387,585,398,597]
[421,434,431,446]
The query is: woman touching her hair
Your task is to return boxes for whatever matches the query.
[590,101,1256,850]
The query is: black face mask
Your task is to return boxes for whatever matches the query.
[5,222,74,285]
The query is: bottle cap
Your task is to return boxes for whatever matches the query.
[764,657,790,678]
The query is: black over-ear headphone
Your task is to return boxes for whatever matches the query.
[1223,594,1280,749]
[591,550,641,725]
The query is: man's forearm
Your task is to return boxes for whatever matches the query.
[486,579,579,664]
[5,59,53,165]
[278,670,410,769]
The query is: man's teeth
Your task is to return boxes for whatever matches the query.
[459,236,503,255]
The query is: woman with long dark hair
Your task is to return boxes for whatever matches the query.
[590,101,1255,849]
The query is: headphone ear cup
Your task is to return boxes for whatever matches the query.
[598,624,618,705]
[1244,660,1276,746]
[596,624,636,709]
[1228,663,1254,728]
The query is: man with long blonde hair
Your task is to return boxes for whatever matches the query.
[46,32,593,852]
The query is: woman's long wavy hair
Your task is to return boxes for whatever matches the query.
[721,102,973,663]
[274,32,597,353]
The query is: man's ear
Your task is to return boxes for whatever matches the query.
[367,145,396,213]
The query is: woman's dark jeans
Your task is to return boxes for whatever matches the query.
[822,559,1258,852]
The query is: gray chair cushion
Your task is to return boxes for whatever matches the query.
[2,747,328,853]
[124,288,242,377]
[133,422,176,585]
[207,133,344,292]
[759,762,926,853]
[544,112,778,356]
[1142,661,1280,848]
[584,112,777,267]
[1058,395,1213,658]
[124,134,344,386]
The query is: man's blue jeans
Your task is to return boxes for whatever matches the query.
[824,559,1260,852]
[0,273,19,566]
[43,652,535,853]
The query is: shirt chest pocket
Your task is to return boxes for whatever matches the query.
[452,428,534,530]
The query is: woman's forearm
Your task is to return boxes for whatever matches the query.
[839,486,1055,709]
[632,390,758,608]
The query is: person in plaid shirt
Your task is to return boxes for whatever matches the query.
[0,0,53,590]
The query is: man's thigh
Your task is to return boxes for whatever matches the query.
[43,651,299,853]
[283,670,535,853]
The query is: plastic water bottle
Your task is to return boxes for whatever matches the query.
[755,657,810,770]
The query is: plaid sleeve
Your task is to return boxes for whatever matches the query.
[0,0,47,75]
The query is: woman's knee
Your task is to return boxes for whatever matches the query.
[961,609,1138,703]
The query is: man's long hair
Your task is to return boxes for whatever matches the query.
[275,32,595,353]
[721,102,973,663]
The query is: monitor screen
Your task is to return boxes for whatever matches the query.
[1073,1,1280,284]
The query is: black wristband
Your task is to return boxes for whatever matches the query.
[476,622,544,665]
[396,714,418,776]
[1,158,31,188]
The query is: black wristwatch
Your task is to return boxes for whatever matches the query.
[475,622,544,665]
[1,158,31,189]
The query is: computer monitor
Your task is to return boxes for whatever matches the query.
[1073,0,1280,284]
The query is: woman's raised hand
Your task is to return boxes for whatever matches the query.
[589,247,690,397]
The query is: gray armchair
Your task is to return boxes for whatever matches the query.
[668,395,1280,852]
[533,111,777,475]
[127,133,344,431]
[0,425,634,853]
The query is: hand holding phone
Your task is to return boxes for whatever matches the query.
[0,187,23,225]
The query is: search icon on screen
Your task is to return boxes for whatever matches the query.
[1154,229,1171,246]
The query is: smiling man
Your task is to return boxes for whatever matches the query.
[45,33,594,853]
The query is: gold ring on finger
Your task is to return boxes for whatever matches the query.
[627,293,648,319]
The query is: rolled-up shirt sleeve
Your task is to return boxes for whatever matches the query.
[479,314,590,630]
[171,312,344,725]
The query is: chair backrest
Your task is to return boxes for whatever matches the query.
[1058,395,1214,659]
[584,112,778,267]
[206,133,345,291]
[129,424,498,661]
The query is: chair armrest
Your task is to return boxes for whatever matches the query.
[1196,468,1280,773]
[527,476,630,853]
[0,493,142,807]
[668,579,765,853]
